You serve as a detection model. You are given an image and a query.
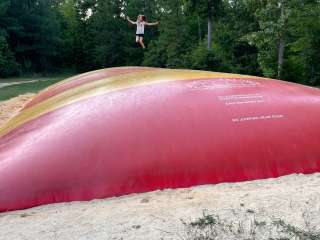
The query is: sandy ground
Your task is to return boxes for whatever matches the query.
[0,94,35,127]
[0,174,320,240]
[0,95,320,240]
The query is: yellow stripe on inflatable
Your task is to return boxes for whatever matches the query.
[0,68,264,137]
[44,69,112,91]
[46,67,152,91]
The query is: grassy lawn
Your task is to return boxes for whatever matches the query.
[0,75,71,101]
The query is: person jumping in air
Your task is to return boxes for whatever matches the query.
[127,15,159,49]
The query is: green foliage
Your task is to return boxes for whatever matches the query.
[244,0,284,78]
[143,0,195,68]
[285,0,320,85]
[242,0,320,84]
[184,42,223,71]
[187,0,223,19]
[187,213,218,229]
[4,0,63,73]
[212,0,262,75]
[0,0,318,85]
[0,36,20,77]
[57,0,80,70]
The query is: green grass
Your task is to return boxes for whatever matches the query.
[0,75,70,101]
[181,210,320,240]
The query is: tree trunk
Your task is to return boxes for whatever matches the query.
[277,36,285,79]
[143,0,147,13]
[277,0,285,79]
[197,15,202,42]
[207,16,212,49]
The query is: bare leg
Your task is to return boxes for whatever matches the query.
[135,36,139,43]
[139,37,146,49]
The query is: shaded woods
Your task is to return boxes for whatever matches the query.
[0,0,319,85]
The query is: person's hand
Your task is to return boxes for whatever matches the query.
[156,21,160,25]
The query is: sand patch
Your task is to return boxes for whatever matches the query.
[0,94,35,127]
[0,173,320,240]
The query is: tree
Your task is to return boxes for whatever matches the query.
[244,0,320,84]
[187,0,222,49]
[0,0,20,77]
[56,0,80,70]
[0,0,317,86]
[0,36,20,77]
[285,0,320,85]
[210,0,261,75]
[143,0,196,68]
[244,0,294,79]
[5,0,63,73]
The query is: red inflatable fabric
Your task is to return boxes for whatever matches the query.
[0,67,320,212]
